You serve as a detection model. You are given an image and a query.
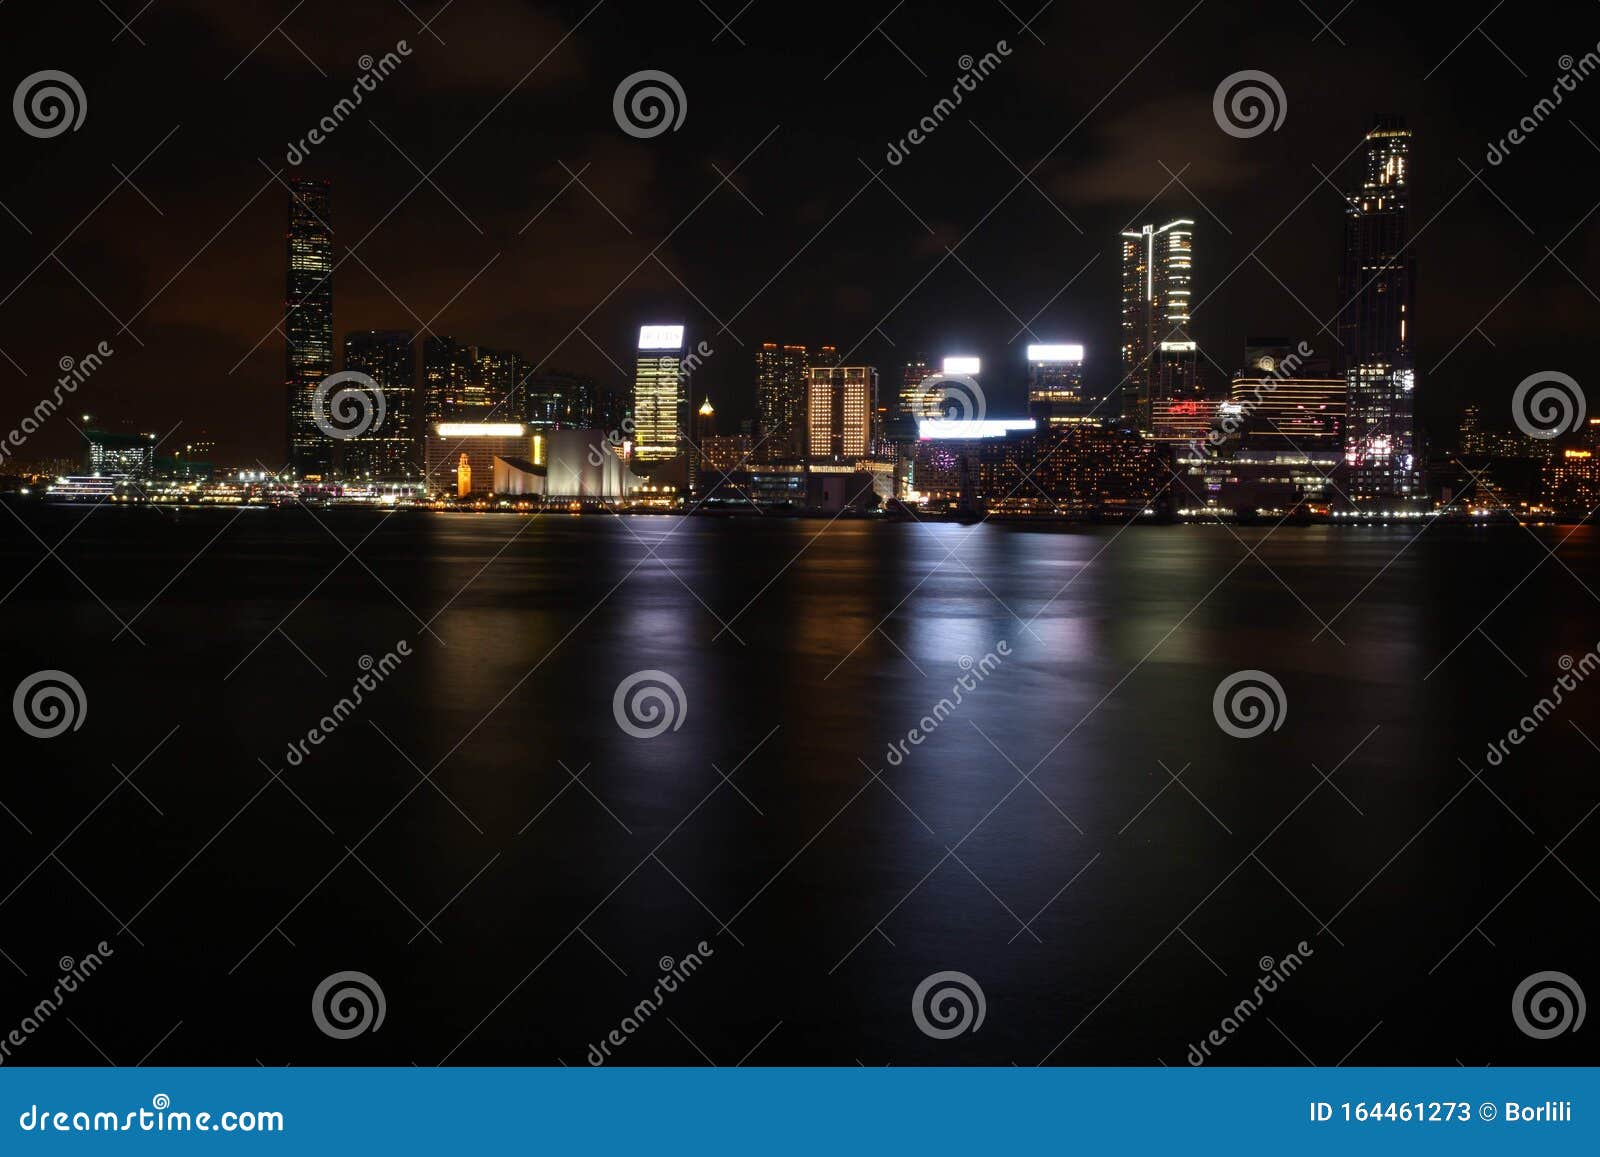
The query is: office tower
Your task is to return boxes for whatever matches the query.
[342,330,417,476]
[523,369,597,429]
[471,346,522,418]
[808,365,877,460]
[755,343,809,457]
[285,177,334,474]
[1338,115,1417,504]
[897,356,933,416]
[422,337,473,425]
[1120,218,1195,431]
[633,324,686,462]
[811,345,839,369]
[1227,369,1344,451]
[1026,344,1091,424]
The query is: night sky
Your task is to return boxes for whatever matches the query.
[2,0,1596,462]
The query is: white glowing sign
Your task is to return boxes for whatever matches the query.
[943,356,980,375]
[1026,344,1084,362]
[918,419,1035,439]
[638,325,686,350]
[435,423,527,437]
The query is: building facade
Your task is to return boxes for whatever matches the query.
[342,330,417,476]
[1120,218,1195,431]
[755,343,809,458]
[633,325,686,462]
[807,365,877,460]
[1338,115,1418,505]
[285,178,334,474]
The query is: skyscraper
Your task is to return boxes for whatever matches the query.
[1026,344,1089,424]
[285,178,334,474]
[755,343,809,457]
[808,365,877,460]
[422,337,474,426]
[1338,115,1418,505]
[897,356,933,417]
[1120,218,1195,431]
[342,330,417,476]
[633,324,686,462]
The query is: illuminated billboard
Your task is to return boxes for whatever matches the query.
[435,423,528,437]
[918,419,1035,440]
[942,356,980,375]
[638,324,686,351]
[1026,344,1084,362]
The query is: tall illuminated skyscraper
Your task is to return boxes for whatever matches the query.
[755,343,809,457]
[633,324,686,462]
[1026,344,1089,424]
[897,356,933,417]
[285,178,334,473]
[1120,218,1195,431]
[1338,115,1418,504]
[808,365,877,460]
[342,330,416,476]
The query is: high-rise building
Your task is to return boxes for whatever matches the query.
[470,346,521,419]
[755,343,809,457]
[1026,344,1092,424]
[897,356,933,417]
[1338,115,1418,505]
[342,330,417,476]
[422,337,473,425]
[1120,218,1195,431]
[633,324,686,462]
[285,178,334,474]
[522,369,597,429]
[808,365,877,460]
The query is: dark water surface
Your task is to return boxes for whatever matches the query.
[1,507,1596,1065]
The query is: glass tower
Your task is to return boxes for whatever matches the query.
[1338,115,1417,505]
[285,178,334,474]
[342,330,416,476]
[633,325,686,462]
[755,343,809,458]
[1119,218,1195,431]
